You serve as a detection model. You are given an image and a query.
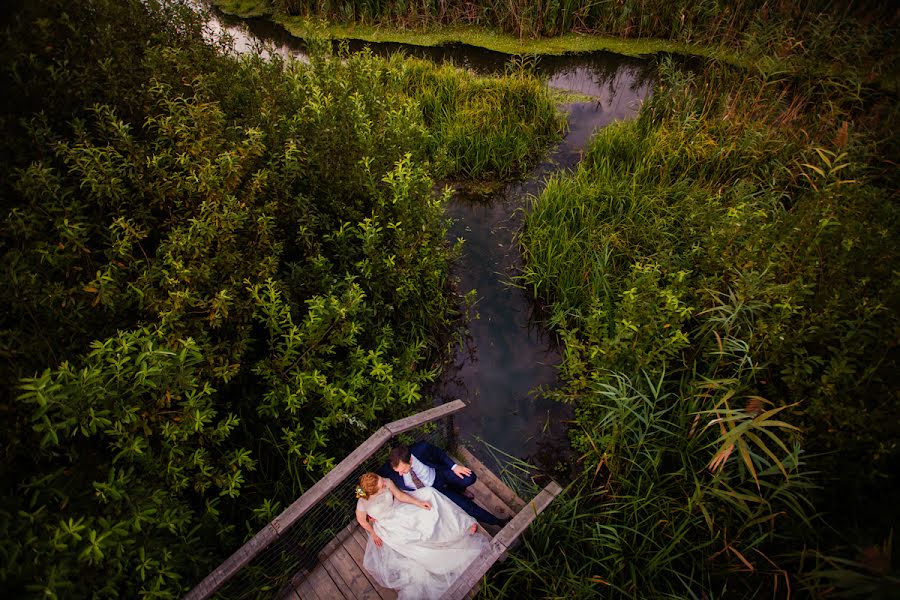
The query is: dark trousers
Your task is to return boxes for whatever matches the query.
[432,468,504,526]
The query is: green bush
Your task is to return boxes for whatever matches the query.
[0,1,561,596]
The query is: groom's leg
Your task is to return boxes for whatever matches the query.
[433,470,505,526]
[437,487,506,527]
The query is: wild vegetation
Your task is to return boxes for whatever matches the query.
[507,48,899,600]
[3,0,897,597]
[0,1,561,597]
[217,1,897,84]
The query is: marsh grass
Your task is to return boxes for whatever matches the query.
[219,1,896,86]
[391,53,565,178]
[513,57,899,597]
[478,370,818,598]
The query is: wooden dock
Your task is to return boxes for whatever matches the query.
[184,400,562,600]
[287,446,560,600]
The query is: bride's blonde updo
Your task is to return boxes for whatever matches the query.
[359,472,381,497]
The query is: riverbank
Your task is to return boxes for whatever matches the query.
[212,0,897,91]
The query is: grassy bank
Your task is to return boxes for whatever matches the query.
[0,1,561,596]
[213,0,898,89]
[509,55,899,598]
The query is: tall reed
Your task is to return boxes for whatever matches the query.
[513,56,899,597]
[259,0,896,74]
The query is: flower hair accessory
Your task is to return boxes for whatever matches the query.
[355,486,368,499]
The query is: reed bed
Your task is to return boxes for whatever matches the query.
[391,54,565,178]
[223,1,897,80]
[511,57,899,597]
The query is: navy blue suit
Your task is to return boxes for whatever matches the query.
[377,441,504,526]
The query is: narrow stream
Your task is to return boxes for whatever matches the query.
[201,4,656,469]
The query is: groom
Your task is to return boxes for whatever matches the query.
[377,441,507,527]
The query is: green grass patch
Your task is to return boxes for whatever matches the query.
[547,86,597,103]
[276,15,717,58]
[213,0,273,18]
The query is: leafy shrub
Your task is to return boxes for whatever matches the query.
[0,1,561,596]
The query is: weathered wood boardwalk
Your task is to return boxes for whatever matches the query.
[287,446,560,600]
[184,400,562,600]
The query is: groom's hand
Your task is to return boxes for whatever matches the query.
[451,464,472,478]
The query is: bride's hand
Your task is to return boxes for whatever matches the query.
[419,501,432,510]
[372,533,383,547]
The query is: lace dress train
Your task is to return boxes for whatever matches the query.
[358,486,488,599]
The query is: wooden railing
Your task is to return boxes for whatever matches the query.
[441,480,562,600]
[185,399,468,600]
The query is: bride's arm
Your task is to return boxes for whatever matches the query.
[355,508,383,546]
[385,478,432,510]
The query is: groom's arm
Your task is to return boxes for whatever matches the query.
[414,441,477,480]
[414,441,457,470]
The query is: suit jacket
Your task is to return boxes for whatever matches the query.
[377,441,456,492]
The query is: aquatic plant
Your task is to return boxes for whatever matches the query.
[514,57,899,596]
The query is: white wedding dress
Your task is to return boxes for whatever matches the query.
[358,486,488,599]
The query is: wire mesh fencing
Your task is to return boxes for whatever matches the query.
[189,405,458,600]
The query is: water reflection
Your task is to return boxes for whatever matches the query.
[197,0,655,469]
[439,88,650,469]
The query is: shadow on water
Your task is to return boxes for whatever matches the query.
[201,2,656,473]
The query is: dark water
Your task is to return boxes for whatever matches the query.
[437,96,652,472]
[202,3,656,469]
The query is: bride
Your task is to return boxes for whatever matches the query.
[355,471,488,599]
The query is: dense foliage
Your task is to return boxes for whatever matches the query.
[509,56,899,597]
[0,1,561,596]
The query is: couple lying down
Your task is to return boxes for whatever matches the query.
[354,442,506,599]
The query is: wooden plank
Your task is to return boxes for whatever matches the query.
[468,479,515,521]
[326,545,382,600]
[455,446,526,512]
[383,399,466,436]
[440,538,506,600]
[317,521,357,561]
[347,528,397,600]
[274,427,392,533]
[306,562,348,600]
[294,576,321,600]
[440,481,563,600]
[493,482,562,549]
[320,551,354,598]
[184,523,279,600]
